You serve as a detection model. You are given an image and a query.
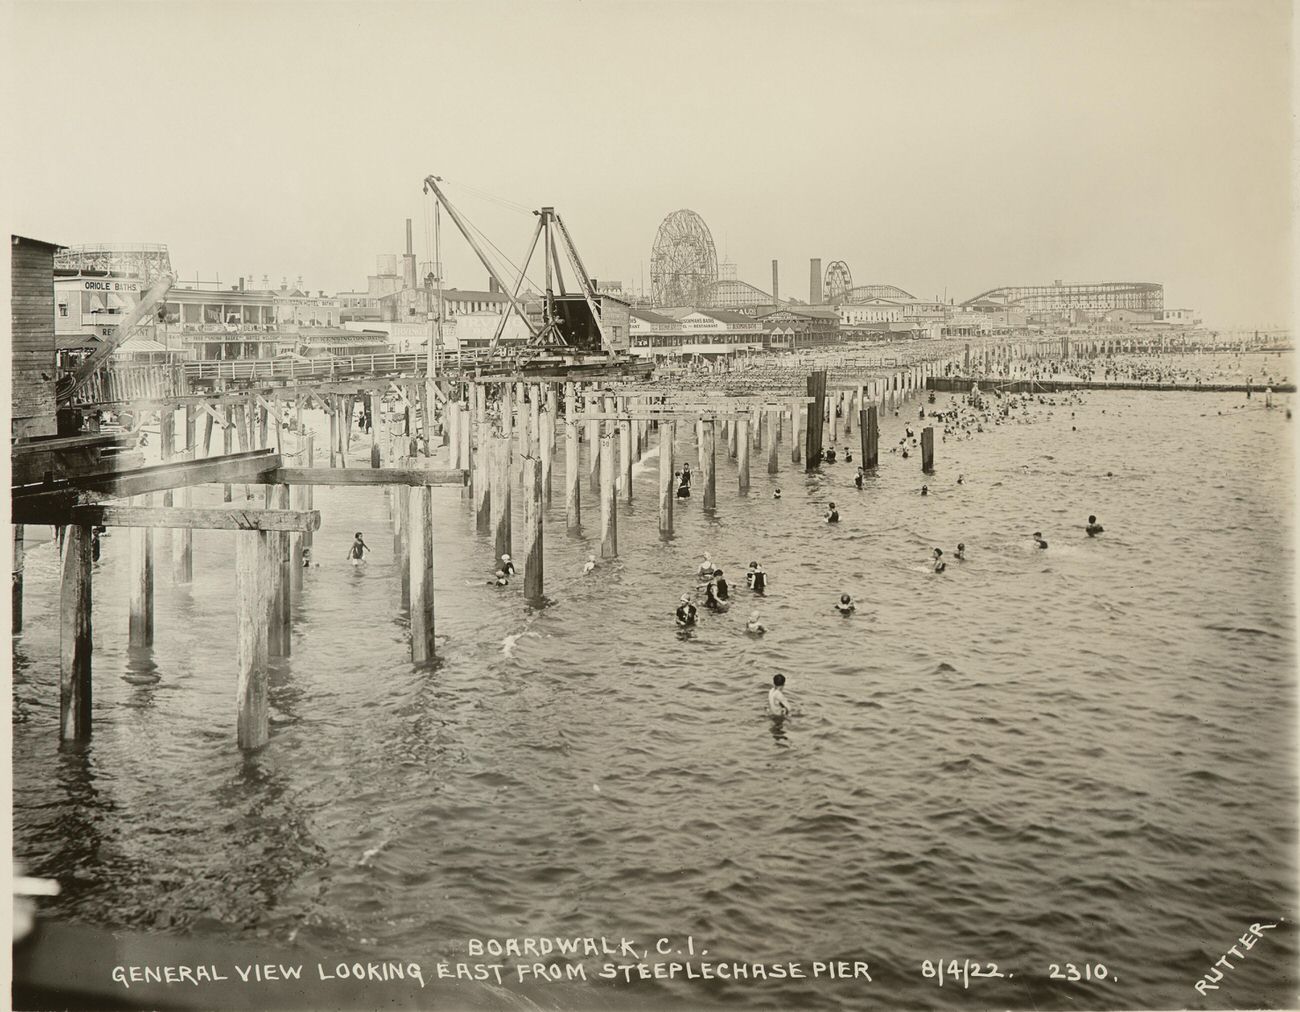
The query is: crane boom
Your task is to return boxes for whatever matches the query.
[57,272,175,403]
[422,175,539,339]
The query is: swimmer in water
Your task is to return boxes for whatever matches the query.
[698,554,714,579]
[843,447,852,463]
[500,553,515,577]
[955,542,966,561]
[768,674,791,717]
[704,579,728,612]
[920,485,929,496]
[1085,515,1104,537]
[825,446,837,464]
[773,488,782,500]
[1032,531,1048,549]
[854,467,864,490]
[712,568,729,600]
[825,502,840,523]
[957,474,964,484]
[746,611,767,635]
[747,561,768,594]
[488,568,509,586]
[836,593,855,614]
[932,548,946,573]
[346,532,370,566]
[675,594,697,627]
[583,553,596,574]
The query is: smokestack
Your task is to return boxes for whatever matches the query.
[489,277,500,294]
[405,218,413,256]
[810,258,822,305]
[771,260,779,303]
[238,277,245,292]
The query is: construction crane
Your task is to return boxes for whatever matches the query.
[421,175,628,365]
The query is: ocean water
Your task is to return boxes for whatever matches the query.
[12,379,1298,1010]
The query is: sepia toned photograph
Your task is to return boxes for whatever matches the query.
[6,1,1296,1009]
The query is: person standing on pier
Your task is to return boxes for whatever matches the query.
[347,532,371,566]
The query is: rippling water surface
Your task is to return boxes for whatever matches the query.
[12,376,1298,1010]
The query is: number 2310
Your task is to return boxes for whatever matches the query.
[1049,963,1108,981]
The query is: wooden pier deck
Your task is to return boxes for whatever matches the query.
[929,377,1296,395]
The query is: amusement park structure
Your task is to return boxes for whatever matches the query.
[650,209,718,306]
[959,281,1163,314]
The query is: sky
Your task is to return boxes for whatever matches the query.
[5,0,1295,328]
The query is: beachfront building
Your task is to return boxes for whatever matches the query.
[758,307,841,351]
[628,307,764,361]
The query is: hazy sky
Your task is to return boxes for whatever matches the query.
[6,0,1295,327]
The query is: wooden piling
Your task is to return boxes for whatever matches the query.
[600,429,617,559]
[862,406,879,469]
[60,524,93,742]
[235,529,273,749]
[128,493,154,647]
[790,400,801,463]
[523,456,544,601]
[702,420,717,510]
[659,421,674,538]
[459,399,472,479]
[737,416,751,491]
[565,382,581,532]
[409,484,436,664]
[370,391,381,468]
[529,384,541,462]
[728,416,738,459]
[921,426,935,473]
[290,482,306,598]
[491,436,512,563]
[476,386,491,534]
[222,406,234,502]
[160,408,175,508]
[805,370,827,469]
[268,484,291,656]
[766,409,779,474]
[586,392,600,493]
[13,525,23,634]
[328,402,338,468]
[540,402,554,505]
[395,456,411,610]
[620,402,633,504]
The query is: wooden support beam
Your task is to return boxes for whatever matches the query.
[529,383,541,464]
[264,466,467,487]
[409,484,435,664]
[160,408,175,508]
[921,426,935,473]
[586,394,600,493]
[13,525,23,635]
[728,416,737,459]
[862,406,879,469]
[564,382,580,533]
[222,406,234,502]
[60,524,93,742]
[290,482,306,598]
[540,402,554,505]
[766,409,779,474]
[395,457,410,610]
[790,399,801,464]
[128,494,154,647]
[235,529,273,749]
[173,441,193,585]
[11,451,284,526]
[265,484,290,657]
[659,421,674,538]
[475,385,491,534]
[459,397,472,478]
[523,456,544,601]
[737,417,750,492]
[600,429,617,559]
[702,420,717,511]
[620,402,633,504]
[490,437,511,564]
[71,505,320,532]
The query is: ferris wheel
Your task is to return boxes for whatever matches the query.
[825,260,853,304]
[650,209,718,306]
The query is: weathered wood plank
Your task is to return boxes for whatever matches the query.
[264,466,467,487]
[72,505,320,532]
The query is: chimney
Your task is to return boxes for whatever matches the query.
[238,276,245,291]
[406,218,413,256]
[771,259,779,303]
[488,277,500,294]
[810,258,822,305]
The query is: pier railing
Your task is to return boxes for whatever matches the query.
[67,364,183,407]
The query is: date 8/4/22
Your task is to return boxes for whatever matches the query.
[920,960,1115,989]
